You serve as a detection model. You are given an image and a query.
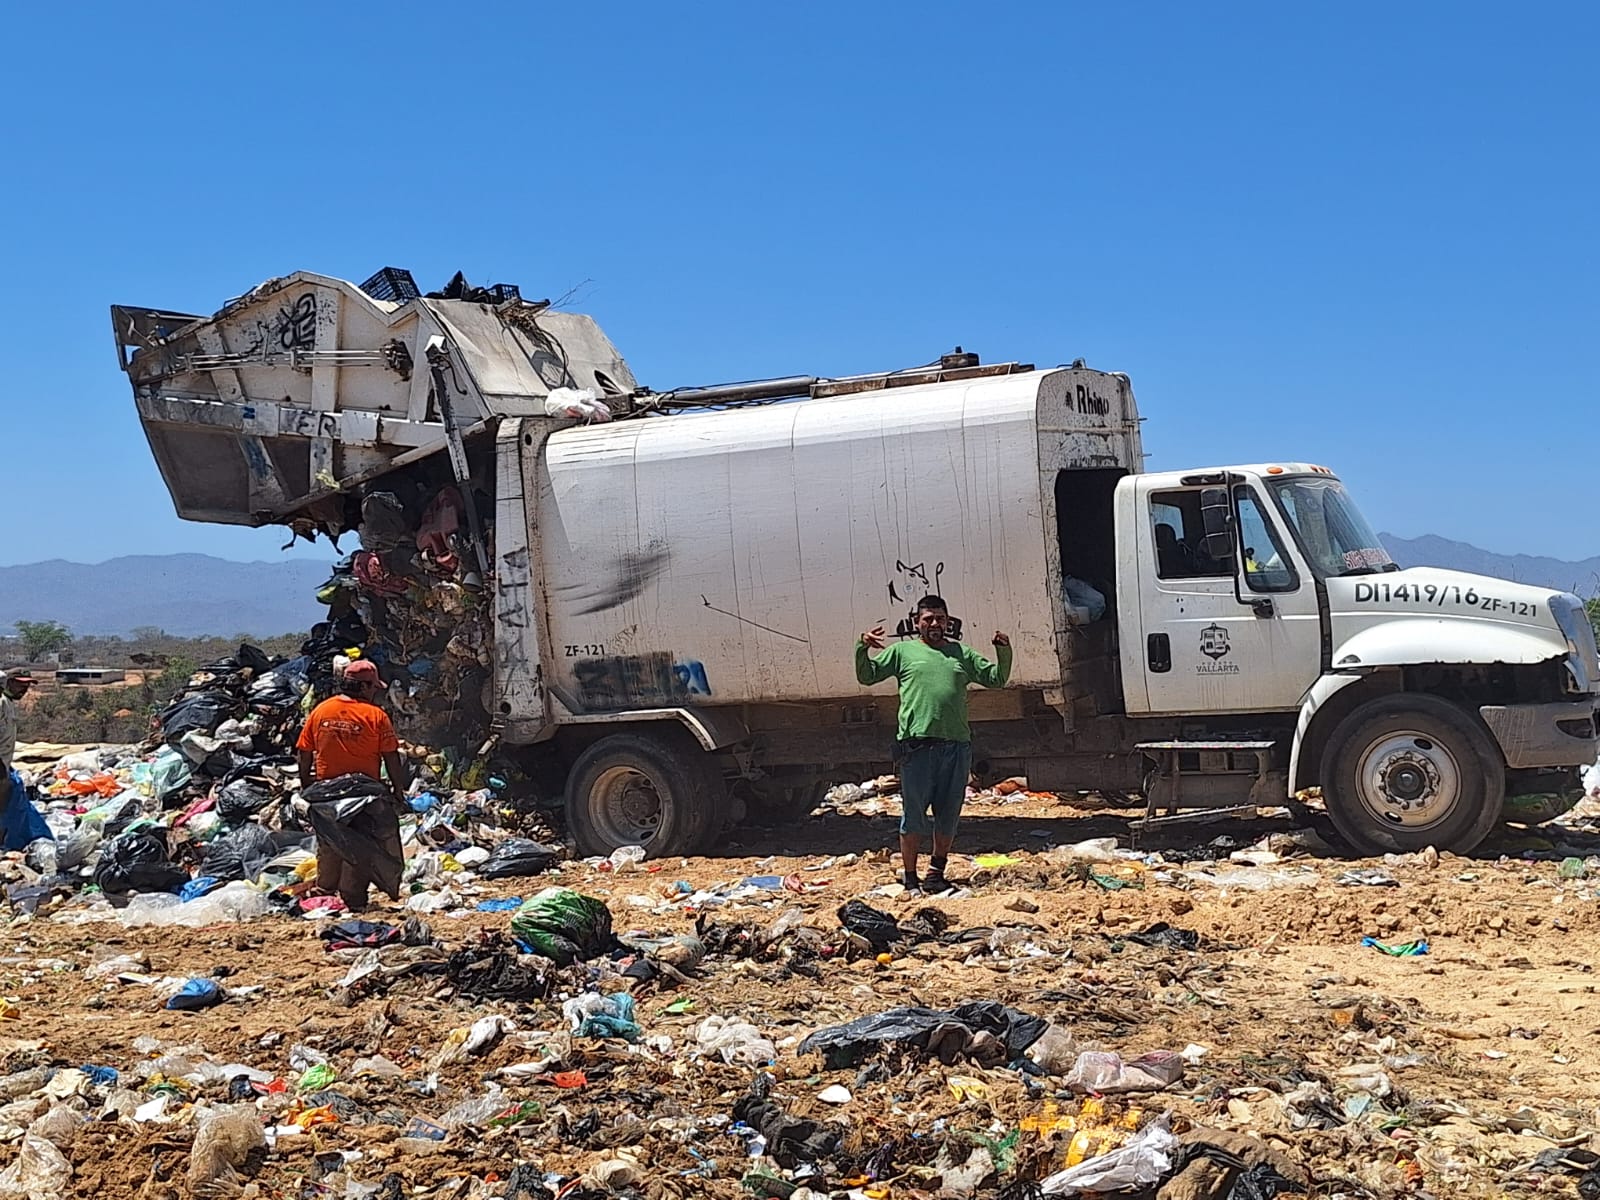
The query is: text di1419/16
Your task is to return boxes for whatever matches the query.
[1353,581,1538,618]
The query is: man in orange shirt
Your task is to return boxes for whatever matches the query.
[296,660,410,910]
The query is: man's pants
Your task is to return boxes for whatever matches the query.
[899,740,972,838]
[314,804,403,910]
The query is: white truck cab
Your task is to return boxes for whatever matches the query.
[1118,464,1600,852]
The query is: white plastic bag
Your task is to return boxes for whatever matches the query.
[1065,1050,1185,1093]
[694,1016,776,1067]
[542,387,612,423]
[188,1106,266,1188]
[0,1134,72,1199]
[1040,1115,1177,1194]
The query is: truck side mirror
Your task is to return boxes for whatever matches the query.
[1199,488,1235,564]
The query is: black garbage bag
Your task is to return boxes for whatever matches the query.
[731,1092,840,1168]
[200,824,280,883]
[446,936,551,1002]
[93,830,189,894]
[1126,922,1201,951]
[798,1001,1048,1070]
[837,899,903,951]
[250,656,312,716]
[159,691,240,741]
[304,774,404,898]
[216,778,275,826]
[237,643,273,675]
[478,838,561,879]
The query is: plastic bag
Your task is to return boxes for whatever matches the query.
[1040,1115,1177,1195]
[1062,576,1108,623]
[249,657,312,716]
[51,819,102,872]
[836,899,902,951]
[304,775,404,898]
[562,993,640,1041]
[359,492,410,552]
[1125,923,1200,951]
[695,1016,775,1067]
[121,883,271,928]
[200,824,279,884]
[215,779,274,826]
[478,838,560,879]
[0,1133,72,1199]
[166,979,224,1011]
[542,386,612,423]
[1,780,54,852]
[1026,1023,1082,1074]
[1065,1050,1185,1093]
[149,748,193,804]
[159,691,239,741]
[93,830,188,894]
[799,1002,1048,1069]
[439,1086,508,1132]
[188,1106,266,1188]
[510,888,613,966]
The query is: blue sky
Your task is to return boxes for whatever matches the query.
[1,2,1594,567]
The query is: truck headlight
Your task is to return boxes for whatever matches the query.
[1551,594,1599,692]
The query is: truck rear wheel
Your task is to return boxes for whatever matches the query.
[1319,694,1504,855]
[565,732,726,858]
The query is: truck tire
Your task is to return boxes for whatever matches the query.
[1318,694,1504,855]
[565,732,725,858]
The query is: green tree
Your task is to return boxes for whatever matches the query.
[14,620,72,661]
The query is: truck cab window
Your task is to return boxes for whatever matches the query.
[1150,492,1232,580]
[1236,487,1297,593]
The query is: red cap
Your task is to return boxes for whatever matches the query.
[5,671,34,686]
[344,660,380,684]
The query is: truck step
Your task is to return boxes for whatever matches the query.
[1135,740,1276,752]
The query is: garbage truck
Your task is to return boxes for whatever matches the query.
[111,268,1600,857]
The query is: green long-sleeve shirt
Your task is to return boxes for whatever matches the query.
[854,637,1013,743]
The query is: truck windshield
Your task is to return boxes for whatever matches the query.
[1268,477,1397,578]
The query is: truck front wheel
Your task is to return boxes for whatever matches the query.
[1319,694,1504,855]
[565,732,725,858]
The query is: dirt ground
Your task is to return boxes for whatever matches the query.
[4,789,1600,1200]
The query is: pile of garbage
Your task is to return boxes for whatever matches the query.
[3,633,561,927]
[314,478,496,766]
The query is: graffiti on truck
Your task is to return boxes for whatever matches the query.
[573,652,713,711]
[886,557,962,640]
[557,546,671,615]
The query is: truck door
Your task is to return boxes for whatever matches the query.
[1129,477,1321,714]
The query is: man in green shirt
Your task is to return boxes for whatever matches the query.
[855,595,1012,893]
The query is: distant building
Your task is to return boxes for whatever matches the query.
[56,668,127,686]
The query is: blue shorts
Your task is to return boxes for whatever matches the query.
[899,741,972,838]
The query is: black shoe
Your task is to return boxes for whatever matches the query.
[901,872,920,890]
[921,870,950,894]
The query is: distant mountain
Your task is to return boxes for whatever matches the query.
[1381,534,1600,594]
[0,555,333,638]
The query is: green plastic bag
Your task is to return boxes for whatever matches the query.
[510,887,613,966]
[297,1063,338,1092]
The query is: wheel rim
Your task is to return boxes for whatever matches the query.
[1354,730,1462,829]
[590,765,664,846]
